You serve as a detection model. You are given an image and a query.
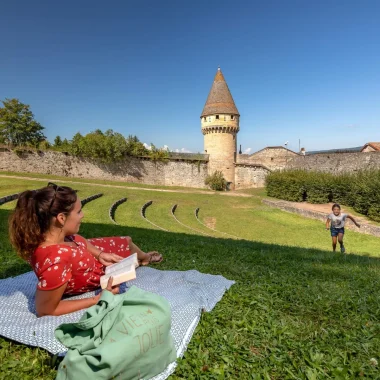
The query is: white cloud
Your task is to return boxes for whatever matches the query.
[174,148,192,153]
[143,143,152,150]
[162,145,170,151]
[243,147,252,154]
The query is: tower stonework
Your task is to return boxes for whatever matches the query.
[201,68,240,189]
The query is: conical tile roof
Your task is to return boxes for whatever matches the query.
[201,68,239,117]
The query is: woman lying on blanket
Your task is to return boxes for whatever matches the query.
[9,183,163,317]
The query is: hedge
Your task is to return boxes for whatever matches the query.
[265,169,380,222]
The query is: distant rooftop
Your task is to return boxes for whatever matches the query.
[306,146,363,155]
[361,142,380,151]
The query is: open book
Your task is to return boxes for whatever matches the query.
[100,253,139,289]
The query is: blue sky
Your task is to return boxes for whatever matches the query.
[0,0,379,154]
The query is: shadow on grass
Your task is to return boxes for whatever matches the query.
[1,208,380,280]
[1,208,380,378]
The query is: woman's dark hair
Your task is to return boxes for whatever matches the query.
[9,184,77,261]
[332,203,341,210]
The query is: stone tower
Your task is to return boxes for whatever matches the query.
[201,67,240,189]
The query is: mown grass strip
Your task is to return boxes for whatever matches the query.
[141,201,169,232]
[171,204,213,237]
[195,207,241,240]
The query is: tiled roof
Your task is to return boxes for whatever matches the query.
[201,68,239,117]
[361,142,380,151]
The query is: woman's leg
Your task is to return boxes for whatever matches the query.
[88,236,132,257]
[88,236,163,265]
[338,233,345,253]
[130,239,163,265]
[332,236,337,252]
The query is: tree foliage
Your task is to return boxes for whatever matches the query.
[205,170,227,191]
[0,97,168,162]
[56,130,154,163]
[0,98,45,146]
[54,136,62,147]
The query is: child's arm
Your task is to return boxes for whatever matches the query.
[325,218,331,230]
[347,215,361,228]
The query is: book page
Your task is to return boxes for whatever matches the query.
[100,264,136,289]
[105,253,138,275]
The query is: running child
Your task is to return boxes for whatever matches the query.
[326,203,360,253]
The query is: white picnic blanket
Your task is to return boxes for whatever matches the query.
[0,267,234,380]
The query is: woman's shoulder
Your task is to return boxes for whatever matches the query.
[68,234,87,247]
[32,244,72,271]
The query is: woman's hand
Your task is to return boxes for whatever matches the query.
[94,277,120,303]
[98,252,124,267]
[104,276,120,295]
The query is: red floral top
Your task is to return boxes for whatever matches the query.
[31,235,131,294]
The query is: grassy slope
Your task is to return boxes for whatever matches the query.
[0,177,380,379]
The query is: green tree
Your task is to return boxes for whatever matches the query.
[149,143,169,161]
[125,135,149,156]
[70,132,85,156]
[0,98,45,146]
[54,136,63,147]
[38,140,51,150]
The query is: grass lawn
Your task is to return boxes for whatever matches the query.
[1,175,380,379]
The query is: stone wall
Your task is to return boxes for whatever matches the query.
[287,151,380,173]
[237,147,299,171]
[0,150,208,188]
[235,164,270,189]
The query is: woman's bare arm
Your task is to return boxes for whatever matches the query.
[35,283,99,317]
[35,278,118,317]
[325,218,330,229]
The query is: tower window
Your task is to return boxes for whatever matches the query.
[203,117,206,122]
[231,115,234,120]
[216,115,219,120]
[208,117,211,122]
[224,115,226,121]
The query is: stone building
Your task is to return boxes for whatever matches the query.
[361,142,380,152]
[201,67,240,189]
[199,68,380,189]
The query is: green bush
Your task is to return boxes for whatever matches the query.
[328,173,352,206]
[265,169,380,222]
[304,171,332,204]
[266,170,306,202]
[205,171,227,191]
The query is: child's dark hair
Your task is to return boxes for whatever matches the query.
[9,184,77,261]
[332,203,341,210]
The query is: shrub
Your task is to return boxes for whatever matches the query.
[328,173,352,206]
[205,171,227,191]
[265,169,380,222]
[266,170,306,202]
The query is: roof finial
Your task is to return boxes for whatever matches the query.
[218,66,221,71]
